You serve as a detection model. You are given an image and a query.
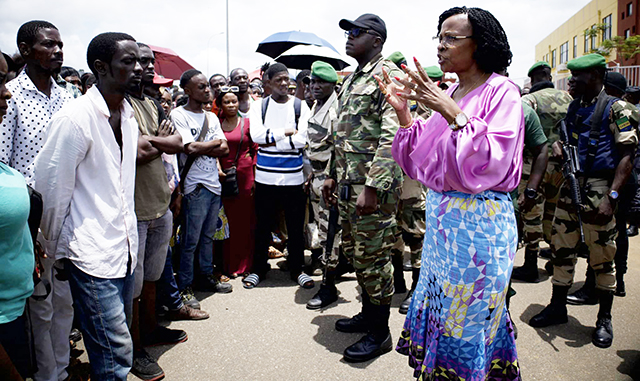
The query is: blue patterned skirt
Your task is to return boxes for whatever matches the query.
[397,190,521,380]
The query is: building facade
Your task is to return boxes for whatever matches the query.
[617,0,640,65]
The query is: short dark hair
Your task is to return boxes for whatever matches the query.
[265,63,288,80]
[229,68,246,80]
[180,69,201,89]
[60,66,79,78]
[86,32,136,77]
[296,69,311,84]
[17,20,58,48]
[437,7,512,74]
[209,73,226,83]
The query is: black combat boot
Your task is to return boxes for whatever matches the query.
[400,268,420,315]
[615,272,626,297]
[529,285,569,327]
[307,271,339,310]
[343,304,392,362]
[592,290,614,348]
[335,292,371,333]
[511,248,540,283]
[392,254,407,294]
[567,267,597,305]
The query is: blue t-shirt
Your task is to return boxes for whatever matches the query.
[0,162,34,323]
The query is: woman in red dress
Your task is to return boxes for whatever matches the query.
[217,88,258,277]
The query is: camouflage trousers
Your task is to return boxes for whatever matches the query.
[339,183,399,306]
[392,178,425,269]
[551,178,617,291]
[307,170,341,271]
[517,158,564,252]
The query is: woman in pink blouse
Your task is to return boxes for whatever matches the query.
[376,7,524,381]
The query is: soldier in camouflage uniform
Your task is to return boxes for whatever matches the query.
[513,61,573,282]
[387,51,428,315]
[303,61,343,310]
[529,54,639,350]
[323,14,403,363]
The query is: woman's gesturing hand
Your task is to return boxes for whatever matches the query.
[374,68,407,113]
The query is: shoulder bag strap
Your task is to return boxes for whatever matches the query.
[232,117,245,166]
[179,113,209,192]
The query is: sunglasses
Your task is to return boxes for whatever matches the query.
[219,86,239,93]
[344,28,380,38]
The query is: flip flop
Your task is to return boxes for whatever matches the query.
[243,274,260,289]
[297,273,315,289]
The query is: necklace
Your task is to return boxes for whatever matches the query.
[455,73,490,100]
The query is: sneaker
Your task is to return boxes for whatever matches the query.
[131,349,164,381]
[180,287,200,310]
[142,326,188,347]
[195,274,233,293]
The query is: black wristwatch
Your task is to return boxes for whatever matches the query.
[524,188,537,199]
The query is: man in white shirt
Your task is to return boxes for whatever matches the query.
[34,32,142,380]
[0,20,74,381]
[244,63,313,289]
[171,69,232,307]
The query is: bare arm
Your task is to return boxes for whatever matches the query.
[147,134,183,154]
[137,135,161,164]
[527,143,549,191]
[186,139,229,157]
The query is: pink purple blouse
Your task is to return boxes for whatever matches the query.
[392,73,524,194]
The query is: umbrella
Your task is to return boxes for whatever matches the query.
[148,44,194,80]
[275,45,351,70]
[256,31,339,58]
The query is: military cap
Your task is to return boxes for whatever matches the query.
[626,85,640,94]
[604,72,627,94]
[310,61,338,83]
[387,51,406,66]
[339,14,387,42]
[527,61,550,76]
[425,65,444,80]
[567,53,607,71]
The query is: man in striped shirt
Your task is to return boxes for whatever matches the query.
[245,63,312,289]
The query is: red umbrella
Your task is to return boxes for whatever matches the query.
[148,44,194,81]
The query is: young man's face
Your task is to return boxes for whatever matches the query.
[138,45,156,85]
[209,75,227,98]
[107,40,142,92]
[186,73,212,104]
[24,28,64,74]
[310,77,334,102]
[270,71,290,98]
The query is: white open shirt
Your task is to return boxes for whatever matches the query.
[34,86,139,279]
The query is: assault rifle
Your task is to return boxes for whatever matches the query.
[558,120,588,254]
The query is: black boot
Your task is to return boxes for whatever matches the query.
[307,271,338,310]
[567,267,597,305]
[615,273,626,297]
[529,285,569,328]
[343,304,392,362]
[392,254,407,294]
[627,224,638,237]
[400,268,420,315]
[592,290,614,348]
[511,248,540,283]
[336,292,371,333]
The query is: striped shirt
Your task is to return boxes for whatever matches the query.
[250,96,310,186]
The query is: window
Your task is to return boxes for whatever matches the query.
[551,49,557,68]
[603,15,612,41]
[626,28,631,39]
[584,30,590,52]
[628,2,633,16]
[591,24,598,49]
[560,42,569,64]
[573,36,578,58]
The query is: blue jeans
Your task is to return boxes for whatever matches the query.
[66,259,134,381]
[157,246,183,311]
[177,185,221,290]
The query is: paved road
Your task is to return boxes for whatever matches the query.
[118,239,640,380]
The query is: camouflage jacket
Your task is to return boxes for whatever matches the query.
[307,90,339,173]
[328,54,403,191]
[521,87,572,149]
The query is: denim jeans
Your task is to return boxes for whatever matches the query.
[157,246,183,311]
[66,259,134,381]
[177,185,221,290]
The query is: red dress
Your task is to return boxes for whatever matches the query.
[219,117,258,275]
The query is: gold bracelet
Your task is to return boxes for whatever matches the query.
[399,119,414,129]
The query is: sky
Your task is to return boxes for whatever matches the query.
[0,0,593,87]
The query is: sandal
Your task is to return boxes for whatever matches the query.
[297,273,315,289]
[217,274,230,283]
[268,246,285,259]
[243,274,260,289]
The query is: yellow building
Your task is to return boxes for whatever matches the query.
[534,0,618,89]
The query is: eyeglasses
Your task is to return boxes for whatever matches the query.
[344,28,380,39]
[432,34,473,47]
[219,86,239,93]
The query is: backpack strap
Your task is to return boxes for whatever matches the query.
[293,97,301,130]
[261,96,270,124]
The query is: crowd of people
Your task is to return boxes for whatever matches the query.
[0,6,638,381]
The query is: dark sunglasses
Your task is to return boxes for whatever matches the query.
[344,28,379,38]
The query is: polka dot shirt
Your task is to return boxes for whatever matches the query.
[0,70,73,185]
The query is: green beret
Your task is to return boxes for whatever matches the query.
[311,61,338,83]
[527,61,550,76]
[567,53,607,71]
[425,65,444,79]
[387,51,406,66]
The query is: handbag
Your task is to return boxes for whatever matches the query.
[221,117,245,197]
